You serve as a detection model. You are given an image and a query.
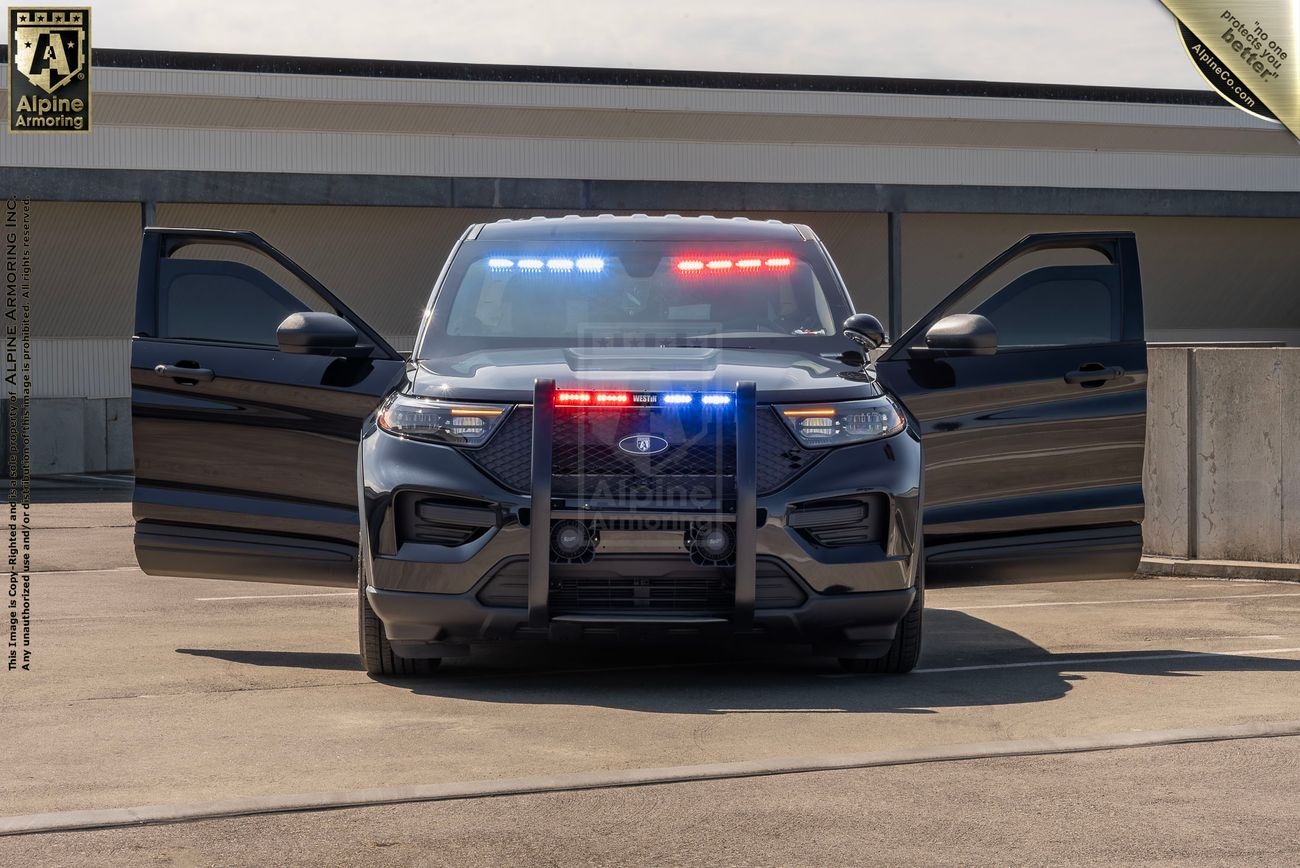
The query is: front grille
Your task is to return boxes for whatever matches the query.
[476,557,808,612]
[552,405,734,503]
[464,405,820,499]
[552,574,733,613]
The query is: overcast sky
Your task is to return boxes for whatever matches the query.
[80,0,1207,91]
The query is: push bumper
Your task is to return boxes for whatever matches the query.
[360,379,923,655]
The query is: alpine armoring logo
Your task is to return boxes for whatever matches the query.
[1178,21,1278,122]
[1161,1,1295,136]
[9,7,91,133]
[618,434,670,456]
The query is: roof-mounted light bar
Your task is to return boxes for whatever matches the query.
[488,256,606,273]
[675,255,793,274]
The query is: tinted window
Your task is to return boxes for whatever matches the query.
[158,259,309,346]
[971,267,1119,348]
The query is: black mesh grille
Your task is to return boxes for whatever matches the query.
[551,575,733,613]
[476,557,808,612]
[463,405,821,498]
[755,406,821,492]
[463,408,533,491]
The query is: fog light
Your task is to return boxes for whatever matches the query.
[686,522,735,565]
[551,520,596,563]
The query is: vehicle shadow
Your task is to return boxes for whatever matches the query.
[175,648,364,671]
[176,609,1300,715]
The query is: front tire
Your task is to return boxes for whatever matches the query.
[358,555,440,677]
[839,583,924,675]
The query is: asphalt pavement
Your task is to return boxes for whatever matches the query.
[4,497,1299,865]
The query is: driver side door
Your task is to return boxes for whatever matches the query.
[875,232,1147,583]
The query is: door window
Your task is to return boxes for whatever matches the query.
[969,266,1121,348]
[154,240,343,347]
[158,259,311,346]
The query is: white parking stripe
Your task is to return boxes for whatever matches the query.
[819,646,1300,678]
[196,592,354,601]
[4,720,1298,837]
[908,646,1300,675]
[936,591,1300,611]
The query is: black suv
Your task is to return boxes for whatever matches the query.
[131,216,1148,676]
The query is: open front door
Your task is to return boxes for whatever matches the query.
[131,229,406,587]
[875,232,1146,583]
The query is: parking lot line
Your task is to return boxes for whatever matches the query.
[3,719,1297,838]
[937,591,1300,611]
[905,646,1300,675]
[194,591,1300,605]
[31,566,138,576]
[195,592,354,601]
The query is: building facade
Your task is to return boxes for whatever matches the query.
[3,50,1300,473]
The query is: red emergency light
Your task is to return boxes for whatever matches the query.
[555,390,631,407]
[674,255,793,274]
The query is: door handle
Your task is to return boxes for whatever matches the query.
[1064,363,1122,387]
[154,363,214,383]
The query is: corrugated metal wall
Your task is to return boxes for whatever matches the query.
[32,339,131,399]
[4,66,1297,190]
[14,127,1298,190]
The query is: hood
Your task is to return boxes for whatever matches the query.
[409,346,880,404]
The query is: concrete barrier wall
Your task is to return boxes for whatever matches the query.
[1143,346,1300,564]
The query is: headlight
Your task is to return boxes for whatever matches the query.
[775,397,905,448]
[377,395,511,447]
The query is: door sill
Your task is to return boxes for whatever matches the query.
[135,521,357,588]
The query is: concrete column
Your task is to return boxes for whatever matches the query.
[887,211,902,342]
[1143,347,1191,558]
[1194,348,1284,561]
[1280,349,1300,563]
[30,399,88,475]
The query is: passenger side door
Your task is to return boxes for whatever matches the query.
[131,229,406,587]
[875,232,1146,582]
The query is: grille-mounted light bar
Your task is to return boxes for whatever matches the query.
[553,390,734,408]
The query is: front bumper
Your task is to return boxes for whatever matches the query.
[360,380,922,654]
[367,581,916,658]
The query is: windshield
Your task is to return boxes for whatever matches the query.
[417,238,853,356]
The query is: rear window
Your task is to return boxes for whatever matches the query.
[420,239,852,355]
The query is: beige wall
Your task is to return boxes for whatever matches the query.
[32,202,1300,347]
[31,202,141,338]
[900,214,1300,341]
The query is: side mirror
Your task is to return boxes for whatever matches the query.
[923,314,997,356]
[277,311,361,355]
[841,313,886,351]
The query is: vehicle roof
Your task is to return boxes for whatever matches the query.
[472,214,815,242]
